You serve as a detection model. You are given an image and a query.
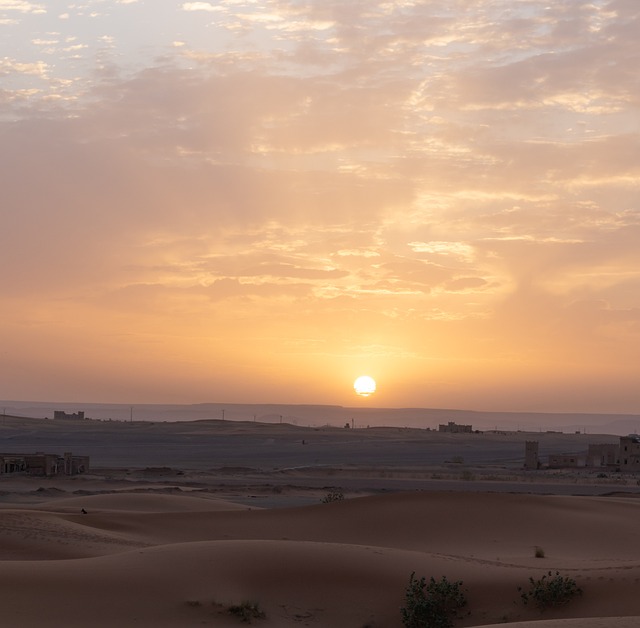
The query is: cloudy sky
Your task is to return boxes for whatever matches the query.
[1,0,639,413]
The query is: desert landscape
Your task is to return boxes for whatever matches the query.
[0,412,640,627]
[4,0,640,625]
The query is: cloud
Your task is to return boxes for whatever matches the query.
[181,2,223,12]
[0,58,48,77]
[0,1,45,14]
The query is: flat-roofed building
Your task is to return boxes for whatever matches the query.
[619,436,640,471]
[438,421,473,433]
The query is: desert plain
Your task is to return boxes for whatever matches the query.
[1,412,640,627]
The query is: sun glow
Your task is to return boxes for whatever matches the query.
[354,375,376,397]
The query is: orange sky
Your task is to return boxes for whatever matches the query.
[1,1,639,413]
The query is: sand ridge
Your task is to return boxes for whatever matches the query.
[0,488,640,626]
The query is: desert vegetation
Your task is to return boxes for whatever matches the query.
[321,490,344,503]
[227,600,266,623]
[519,571,582,611]
[401,573,467,628]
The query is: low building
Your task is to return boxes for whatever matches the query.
[53,410,85,420]
[1,456,26,474]
[548,453,582,468]
[586,443,619,468]
[23,453,60,476]
[438,421,473,433]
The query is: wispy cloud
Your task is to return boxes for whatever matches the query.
[0,1,45,13]
[181,2,223,12]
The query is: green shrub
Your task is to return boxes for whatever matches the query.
[227,601,265,623]
[518,571,582,611]
[401,573,467,628]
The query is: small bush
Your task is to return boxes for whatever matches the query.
[519,571,582,611]
[321,491,344,503]
[227,601,266,623]
[401,572,467,628]
[534,546,545,558]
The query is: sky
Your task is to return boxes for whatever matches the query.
[1,0,639,413]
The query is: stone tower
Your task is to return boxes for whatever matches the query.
[524,441,539,470]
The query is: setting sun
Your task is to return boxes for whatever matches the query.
[354,376,376,397]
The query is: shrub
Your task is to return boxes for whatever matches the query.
[534,546,545,558]
[401,573,467,628]
[518,571,582,611]
[321,490,344,503]
[227,601,265,623]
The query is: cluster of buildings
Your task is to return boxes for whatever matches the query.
[0,451,89,476]
[525,435,640,471]
[0,409,91,477]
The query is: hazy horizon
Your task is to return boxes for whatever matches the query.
[1,2,639,413]
[3,398,640,436]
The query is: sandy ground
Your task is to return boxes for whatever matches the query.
[1,416,640,626]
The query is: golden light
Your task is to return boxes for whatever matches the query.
[354,375,376,397]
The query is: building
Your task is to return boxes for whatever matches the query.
[1,455,26,474]
[619,436,640,471]
[586,443,619,468]
[53,410,85,420]
[0,452,89,476]
[524,441,539,470]
[548,453,582,468]
[438,421,473,433]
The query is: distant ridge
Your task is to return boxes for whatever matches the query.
[1,399,639,435]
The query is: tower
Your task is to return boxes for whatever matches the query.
[524,441,539,470]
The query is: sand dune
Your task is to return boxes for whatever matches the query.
[34,491,253,513]
[475,621,640,628]
[0,489,639,626]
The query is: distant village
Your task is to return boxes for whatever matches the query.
[0,410,90,477]
[1,414,639,478]
[439,421,640,472]
[524,436,640,472]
